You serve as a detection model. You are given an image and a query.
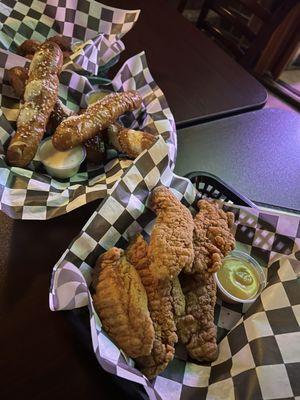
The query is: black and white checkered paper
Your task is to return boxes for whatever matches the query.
[49,156,300,400]
[65,33,125,76]
[0,47,175,219]
[0,0,140,74]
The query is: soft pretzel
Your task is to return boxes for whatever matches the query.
[52,91,142,151]
[7,42,63,167]
[17,39,40,57]
[108,124,157,158]
[16,36,71,61]
[8,66,75,133]
[47,35,71,52]
[7,66,28,98]
[85,135,106,164]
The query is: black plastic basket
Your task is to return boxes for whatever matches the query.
[67,308,149,400]
[185,171,257,208]
[69,171,256,400]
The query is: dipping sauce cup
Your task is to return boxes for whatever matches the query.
[85,89,112,107]
[38,138,86,179]
[214,250,266,304]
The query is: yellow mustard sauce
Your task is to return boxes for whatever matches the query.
[217,258,259,300]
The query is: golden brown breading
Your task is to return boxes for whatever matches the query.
[148,186,194,280]
[177,200,235,362]
[177,272,218,362]
[126,234,177,379]
[171,276,186,318]
[92,247,154,359]
[192,199,235,274]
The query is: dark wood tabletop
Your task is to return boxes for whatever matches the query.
[108,0,267,128]
[175,108,300,212]
[0,199,149,400]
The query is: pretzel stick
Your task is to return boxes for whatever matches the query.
[7,42,63,167]
[52,91,142,151]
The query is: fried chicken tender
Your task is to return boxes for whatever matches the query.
[177,200,235,362]
[149,186,194,280]
[171,275,186,318]
[192,199,235,274]
[126,234,177,379]
[92,247,154,359]
[177,272,218,361]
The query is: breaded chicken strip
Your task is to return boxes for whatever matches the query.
[92,247,154,359]
[177,200,235,362]
[149,186,194,280]
[171,275,186,319]
[177,272,218,361]
[126,234,177,379]
[192,199,235,274]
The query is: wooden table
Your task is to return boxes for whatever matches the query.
[175,108,300,213]
[0,200,148,400]
[109,0,267,128]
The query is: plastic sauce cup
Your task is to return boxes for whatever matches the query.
[85,90,112,107]
[38,138,86,179]
[214,250,267,304]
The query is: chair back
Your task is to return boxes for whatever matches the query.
[196,0,297,69]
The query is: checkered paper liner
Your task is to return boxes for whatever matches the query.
[0,0,140,75]
[65,33,125,76]
[0,49,176,219]
[49,158,300,400]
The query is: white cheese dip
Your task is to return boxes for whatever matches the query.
[39,138,85,179]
